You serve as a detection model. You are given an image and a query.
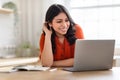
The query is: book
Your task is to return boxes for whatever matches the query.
[12,65,50,71]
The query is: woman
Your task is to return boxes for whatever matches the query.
[39,4,84,67]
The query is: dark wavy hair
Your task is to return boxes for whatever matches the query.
[44,4,77,54]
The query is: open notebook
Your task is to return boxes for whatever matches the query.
[0,65,50,73]
[12,65,50,71]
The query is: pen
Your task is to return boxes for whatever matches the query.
[49,68,57,72]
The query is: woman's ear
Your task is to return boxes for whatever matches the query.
[48,23,52,27]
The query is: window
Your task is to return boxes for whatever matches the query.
[69,0,120,48]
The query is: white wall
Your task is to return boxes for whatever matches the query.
[0,14,14,47]
[0,10,15,57]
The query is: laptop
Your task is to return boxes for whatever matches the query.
[63,39,115,72]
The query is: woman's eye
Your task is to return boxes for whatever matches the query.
[65,20,69,22]
[56,21,62,23]
[56,20,69,23]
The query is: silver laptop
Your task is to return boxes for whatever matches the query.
[63,39,115,72]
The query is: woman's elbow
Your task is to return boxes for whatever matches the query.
[41,61,53,67]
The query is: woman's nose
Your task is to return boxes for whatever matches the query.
[62,22,67,27]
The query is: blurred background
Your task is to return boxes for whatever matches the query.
[0,0,120,58]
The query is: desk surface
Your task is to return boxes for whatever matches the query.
[0,67,120,80]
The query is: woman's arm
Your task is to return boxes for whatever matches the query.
[40,23,53,67]
[52,58,74,67]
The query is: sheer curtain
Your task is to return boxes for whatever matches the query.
[15,0,43,49]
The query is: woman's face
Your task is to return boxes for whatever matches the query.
[50,12,70,37]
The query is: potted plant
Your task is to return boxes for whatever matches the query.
[15,42,32,57]
[21,42,32,57]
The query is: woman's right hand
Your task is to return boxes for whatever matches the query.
[41,22,53,67]
[43,22,52,37]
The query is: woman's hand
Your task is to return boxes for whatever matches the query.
[43,22,52,37]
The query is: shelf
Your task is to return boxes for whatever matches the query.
[0,8,13,14]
